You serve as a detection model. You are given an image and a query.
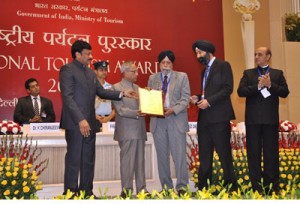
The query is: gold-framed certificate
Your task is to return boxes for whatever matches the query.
[138,87,164,116]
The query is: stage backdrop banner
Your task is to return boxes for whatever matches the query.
[0,0,224,122]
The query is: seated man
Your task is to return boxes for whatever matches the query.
[13,78,56,125]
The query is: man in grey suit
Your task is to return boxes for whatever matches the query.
[147,50,190,195]
[112,61,148,198]
[59,40,137,197]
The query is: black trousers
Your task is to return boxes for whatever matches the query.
[197,121,236,190]
[246,124,279,192]
[64,128,96,196]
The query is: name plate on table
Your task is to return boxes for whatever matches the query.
[30,122,60,133]
[102,122,115,133]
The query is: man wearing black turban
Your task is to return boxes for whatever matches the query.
[148,50,190,196]
[191,40,237,191]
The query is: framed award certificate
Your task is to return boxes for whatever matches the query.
[138,87,164,116]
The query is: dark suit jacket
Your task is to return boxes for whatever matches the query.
[197,59,235,124]
[237,67,289,125]
[59,60,121,131]
[13,96,55,125]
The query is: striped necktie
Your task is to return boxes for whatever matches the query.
[33,97,39,116]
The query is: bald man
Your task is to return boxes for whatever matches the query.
[237,47,289,194]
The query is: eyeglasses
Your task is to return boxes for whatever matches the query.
[80,51,92,56]
[160,61,172,65]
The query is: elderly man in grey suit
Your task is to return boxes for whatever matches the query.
[147,50,190,196]
[59,40,137,197]
[112,61,148,198]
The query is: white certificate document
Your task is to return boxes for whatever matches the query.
[138,88,164,116]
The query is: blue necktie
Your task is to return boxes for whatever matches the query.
[162,75,168,102]
[201,65,210,99]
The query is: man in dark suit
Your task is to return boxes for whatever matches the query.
[14,78,55,125]
[59,39,137,197]
[190,40,237,191]
[237,47,289,194]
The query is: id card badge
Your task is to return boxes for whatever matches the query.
[261,88,271,98]
[41,111,47,118]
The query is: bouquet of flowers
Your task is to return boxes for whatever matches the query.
[278,148,300,189]
[0,134,48,199]
[187,134,199,187]
[285,13,300,42]
[231,131,246,150]
[0,120,22,135]
[187,133,300,194]
[230,121,237,132]
[279,131,300,148]
[279,120,297,132]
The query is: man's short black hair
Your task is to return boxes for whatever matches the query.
[25,78,38,90]
[71,40,92,59]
